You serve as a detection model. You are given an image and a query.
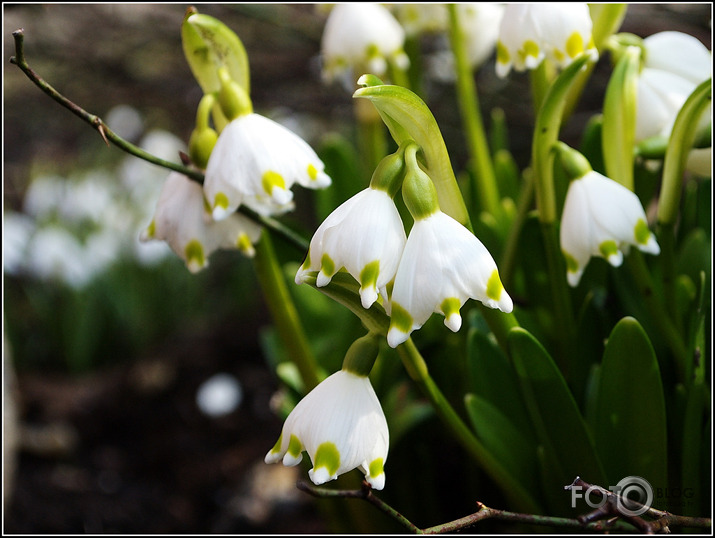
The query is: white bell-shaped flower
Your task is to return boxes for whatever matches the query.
[264,369,389,490]
[495,3,597,78]
[203,113,331,220]
[295,187,406,309]
[560,170,661,287]
[321,3,409,89]
[141,172,263,273]
[635,31,712,143]
[386,210,513,348]
[391,4,448,37]
[459,3,505,69]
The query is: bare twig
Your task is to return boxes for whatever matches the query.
[9,28,310,253]
[297,479,708,534]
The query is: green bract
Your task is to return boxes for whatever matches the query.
[354,75,470,229]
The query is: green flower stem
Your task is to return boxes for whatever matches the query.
[252,231,321,391]
[541,222,575,375]
[396,339,539,512]
[446,4,501,218]
[529,60,554,114]
[355,97,389,182]
[626,251,688,382]
[656,78,712,316]
[499,171,535,289]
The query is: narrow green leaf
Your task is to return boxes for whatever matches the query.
[680,381,709,516]
[658,78,712,227]
[466,328,534,439]
[593,317,668,495]
[602,46,640,189]
[508,327,607,490]
[353,79,470,228]
[464,394,540,496]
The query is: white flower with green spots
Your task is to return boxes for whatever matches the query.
[495,3,597,78]
[321,3,409,89]
[264,369,389,490]
[141,172,262,273]
[203,113,331,220]
[295,187,406,309]
[560,170,661,287]
[386,210,513,349]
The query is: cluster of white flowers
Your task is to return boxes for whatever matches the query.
[4,124,181,289]
[295,143,513,348]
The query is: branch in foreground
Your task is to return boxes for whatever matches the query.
[9,28,309,254]
[298,479,712,534]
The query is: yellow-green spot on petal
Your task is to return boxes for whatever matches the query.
[496,40,510,65]
[269,433,283,455]
[566,32,585,59]
[360,260,380,290]
[145,219,156,239]
[563,251,580,273]
[486,269,504,302]
[365,42,380,60]
[236,232,254,254]
[368,458,384,478]
[214,191,229,211]
[321,253,335,277]
[553,48,566,63]
[262,170,286,196]
[520,40,540,62]
[287,434,303,458]
[313,442,340,476]
[634,218,651,245]
[440,297,461,318]
[307,163,318,182]
[389,302,413,333]
[185,239,205,268]
[599,239,619,259]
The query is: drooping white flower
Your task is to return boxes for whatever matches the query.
[459,3,505,69]
[495,3,598,78]
[635,31,712,143]
[321,3,409,89]
[560,170,661,287]
[203,113,331,220]
[264,369,389,490]
[295,187,406,309]
[386,210,513,348]
[391,4,448,37]
[142,172,263,273]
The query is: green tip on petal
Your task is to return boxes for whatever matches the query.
[566,31,585,59]
[262,170,286,197]
[368,458,384,479]
[520,40,541,64]
[563,251,580,274]
[145,219,156,239]
[599,239,620,260]
[213,192,229,211]
[185,239,206,272]
[313,442,341,477]
[287,434,303,459]
[360,260,380,293]
[389,302,414,334]
[634,218,651,246]
[496,40,510,65]
[486,269,504,302]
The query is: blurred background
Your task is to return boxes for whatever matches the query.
[3,3,711,533]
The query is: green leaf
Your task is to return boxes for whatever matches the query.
[680,380,709,516]
[466,328,534,439]
[464,394,540,496]
[658,77,712,227]
[602,45,640,189]
[353,78,470,228]
[593,317,668,495]
[508,327,607,493]
[182,10,250,95]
